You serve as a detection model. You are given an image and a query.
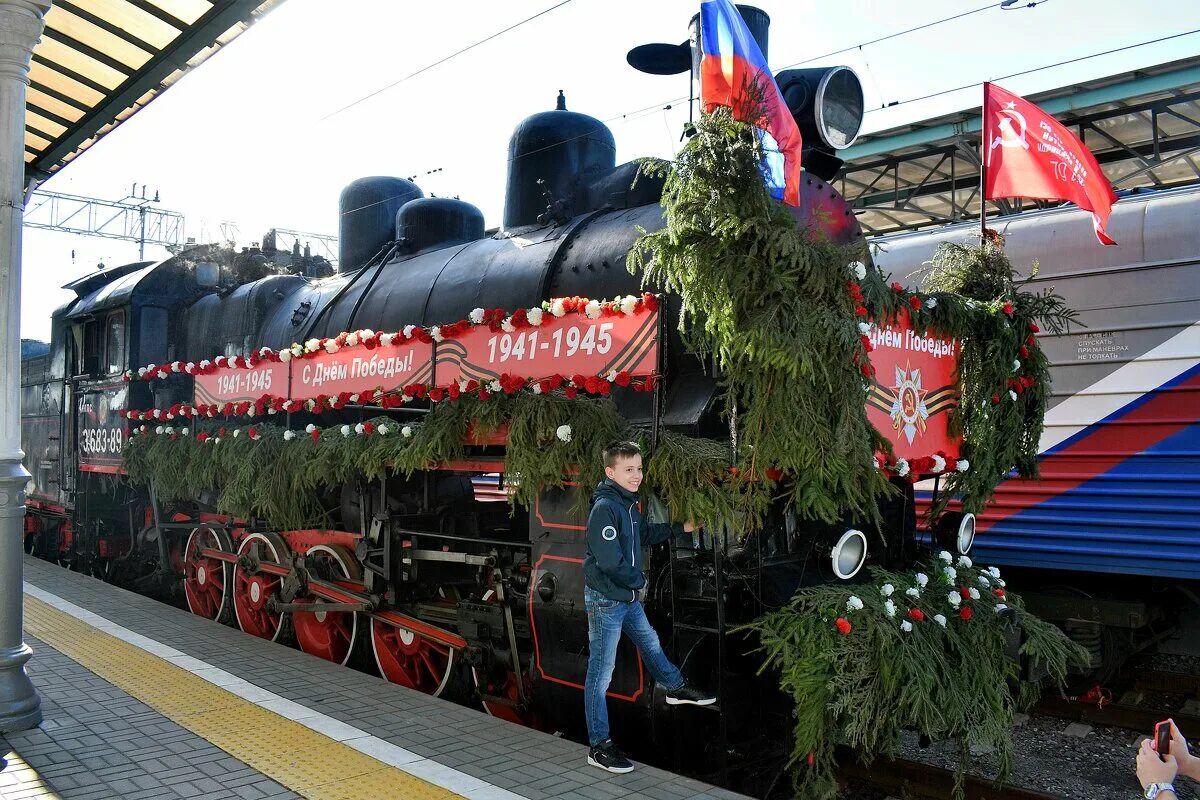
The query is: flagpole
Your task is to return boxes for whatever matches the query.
[980,83,987,243]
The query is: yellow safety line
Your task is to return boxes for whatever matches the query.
[22,595,463,800]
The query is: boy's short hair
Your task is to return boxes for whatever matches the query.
[603,440,641,468]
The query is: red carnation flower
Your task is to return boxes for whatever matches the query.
[196,432,209,442]
[584,376,600,394]
[571,373,587,388]
[860,362,874,377]
[835,617,852,635]
[959,586,971,600]
[727,466,739,477]
[1028,322,1039,333]
[511,308,528,328]
[908,608,925,622]
[643,376,657,392]
[765,467,783,481]
[564,386,578,399]
[855,306,869,317]
[614,371,631,387]
[428,388,445,402]
[642,292,658,311]
[908,295,922,311]
[363,422,375,436]
[1019,346,1029,358]
[447,383,461,400]
[993,588,1006,598]
[1003,301,1014,316]
[170,433,178,441]
[465,380,479,393]
[248,427,258,440]
[597,380,611,396]
[478,389,492,401]
[548,374,564,391]
[310,429,321,442]
[890,282,904,292]
[1027,335,1037,347]
[991,393,1000,405]
[959,607,973,621]
[218,427,226,437]
[861,334,873,351]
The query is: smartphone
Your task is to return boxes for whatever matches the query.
[1155,720,1171,756]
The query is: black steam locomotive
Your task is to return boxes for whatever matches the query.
[20,9,946,793]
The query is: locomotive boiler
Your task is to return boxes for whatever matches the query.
[20,8,943,792]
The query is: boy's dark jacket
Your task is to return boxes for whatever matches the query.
[583,478,681,602]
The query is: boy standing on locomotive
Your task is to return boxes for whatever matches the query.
[584,440,716,773]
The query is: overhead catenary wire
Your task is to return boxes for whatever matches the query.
[321,0,576,121]
[863,27,1200,114]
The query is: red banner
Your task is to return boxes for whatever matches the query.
[194,361,288,406]
[435,310,659,387]
[983,82,1118,245]
[865,312,960,460]
[290,341,433,401]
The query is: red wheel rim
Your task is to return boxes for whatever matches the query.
[371,620,455,696]
[232,533,288,641]
[293,545,360,665]
[473,668,539,727]
[183,527,228,620]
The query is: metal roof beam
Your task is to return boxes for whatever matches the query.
[841,64,1200,162]
[27,0,266,182]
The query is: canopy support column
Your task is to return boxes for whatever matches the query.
[0,0,50,735]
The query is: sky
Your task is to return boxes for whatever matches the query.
[19,0,1200,339]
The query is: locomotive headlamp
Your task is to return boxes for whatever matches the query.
[830,529,868,580]
[936,512,976,555]
[775,66,864,151]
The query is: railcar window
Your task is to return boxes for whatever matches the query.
[104,312,126,375]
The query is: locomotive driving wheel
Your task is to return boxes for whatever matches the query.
[470,589,539,727]
[232,532,294,643]
[370,618,456,697]
[293,545,361,665]
[183,526,233,625]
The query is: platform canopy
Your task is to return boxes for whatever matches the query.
[837,56,1200,235]
[24,0,284,183]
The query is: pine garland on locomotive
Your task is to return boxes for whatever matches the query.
[19,10,969,783]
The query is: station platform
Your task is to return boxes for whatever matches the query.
[4,556,749,800]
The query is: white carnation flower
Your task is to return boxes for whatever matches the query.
[619,295,638,315]
[584,300,602,319]
[997,578,1006,587]
[171,361,182,372]
[401,425,413,438]
[488,380,502,393]
[956,459,970,473]
[430,325,443,342]
[378,425,389,436]
[848,261,867,281]
[906,587,920,598]
[1013,359,1021,371]
[279,350,293,362]
[944,565,957,582]
[605,370,617,382]
[968,587,980,600]
[846,596,864,611]
[181,427,189,435]
[155,426,164,434]
[939,551,953,563]
[527,307,544,326]
[305,424,317,434]
[1009,389,1018,400]
[896,458,910,477]
[978,575,991,588]
[925,297,938,309]
[346,332,360,347]
[232,429,241,438]
[402,325,416,338]
[469,308,485,324]
[349,394,359,403]
[994,603,1009,613]
[379,333,395,346]
[501,318,515,333]
[986,566,1001,579]
[900,620,913,633]
[931,454,946,473]
[550,299,566,317]
[934,614,947,627]
[354,423,365,435]
[324,340,339,354]
[881,583,894,597]
[341,425,351,437]
[304,338,320,352]
[915,572,929,587]
[884,599,896,618]
[360,329,375,341]
[957,555,973,568]
[857,322,871,335]
[283,430,296,441]
[164,426,174,434]
[556,424,572,443]
[947,591,961,607]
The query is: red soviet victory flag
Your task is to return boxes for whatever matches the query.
[983,82,1118,245]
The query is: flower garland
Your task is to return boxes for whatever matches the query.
[743,555,1089,799]
[121,293,658,382]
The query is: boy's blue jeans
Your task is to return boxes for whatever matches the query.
[583,585,684,746]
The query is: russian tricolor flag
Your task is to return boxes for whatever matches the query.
[699,0,802,207]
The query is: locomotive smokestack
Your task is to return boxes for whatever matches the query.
[688,5,770,79]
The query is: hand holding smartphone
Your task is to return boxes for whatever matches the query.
[1155,720,1172,759]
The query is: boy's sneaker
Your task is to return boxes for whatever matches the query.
[587,739,634,773]
[665,683,717,706]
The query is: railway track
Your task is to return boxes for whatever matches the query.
[1035,668,1200,735]
[840,752,1060,800]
